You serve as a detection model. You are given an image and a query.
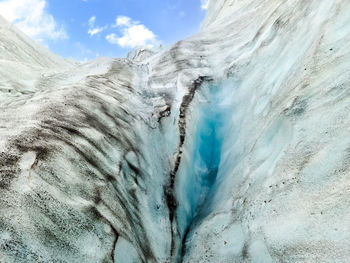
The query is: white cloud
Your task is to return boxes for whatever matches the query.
[88,27,105,36]
[0,0,67,41]
[88,16,96,27]
[115,16,131,27]
[87,15,107,36]
[105,33,118,44]
[201,0,209,9]
[107,16,156,48]
[118,25,155,48]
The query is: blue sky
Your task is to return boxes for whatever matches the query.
[0,0,209,61]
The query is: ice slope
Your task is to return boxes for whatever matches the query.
[1,0,350,262]
[0,15,73,99]
[178,1,350,262]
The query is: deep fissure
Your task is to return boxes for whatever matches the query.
[164,76,213,258]
[173,79,228,262]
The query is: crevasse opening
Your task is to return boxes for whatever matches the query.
[175,81,232,260]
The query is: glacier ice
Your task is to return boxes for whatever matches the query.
[1,0,350,262]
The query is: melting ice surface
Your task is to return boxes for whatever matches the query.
[176,82,232,258]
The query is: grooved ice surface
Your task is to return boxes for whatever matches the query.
[1,0,350,262]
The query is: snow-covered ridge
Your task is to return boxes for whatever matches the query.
[1,0,350,262]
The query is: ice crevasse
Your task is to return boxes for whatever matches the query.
[0,0,350,262]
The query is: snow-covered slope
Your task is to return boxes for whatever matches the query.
[0,15,69,68]
[0,0,350,262]
[0,14,73,103]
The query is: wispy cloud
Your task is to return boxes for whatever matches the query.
[88,16,96,27]
[0,0,67,41]
[87,15,107,36]
[88,27,105,36]
[106,16,157,48]
[201,0,209,10]
[115,16,131,27]
[105,33,118,44]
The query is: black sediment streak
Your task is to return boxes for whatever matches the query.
[157,105,172,123]
[180,225,191,262]
[164,76,213,257]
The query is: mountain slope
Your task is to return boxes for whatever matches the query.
[0,15,70,68]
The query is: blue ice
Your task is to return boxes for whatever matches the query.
[176,83,230,242]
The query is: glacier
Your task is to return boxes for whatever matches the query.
[1,0,350,262]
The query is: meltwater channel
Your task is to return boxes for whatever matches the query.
[174,80,234,261]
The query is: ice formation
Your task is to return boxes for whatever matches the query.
[1,0,350,262]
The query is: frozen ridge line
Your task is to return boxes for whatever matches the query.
[1,0,350,262]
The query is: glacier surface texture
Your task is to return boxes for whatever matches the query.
[0,0,350,262]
